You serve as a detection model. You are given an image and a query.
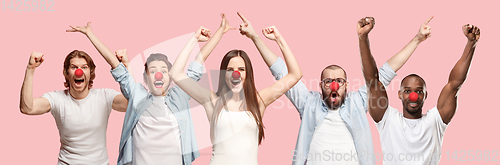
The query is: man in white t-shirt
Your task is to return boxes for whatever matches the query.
[19,50,129,165]
[370,24,481,165]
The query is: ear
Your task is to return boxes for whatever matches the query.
[345,81,349,91]
[398,90,402,100]
[319,82,322,91]
[424,91,428,100]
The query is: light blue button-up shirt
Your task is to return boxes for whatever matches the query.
[111,62,203,165]
[269,58,396,165]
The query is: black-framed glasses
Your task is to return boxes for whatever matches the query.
[321,78,346,90]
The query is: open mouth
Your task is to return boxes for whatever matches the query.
[74,78,84,86]
[409,102,418,107]
[330,92,338,103]
[154,81,164,88]
[231,79,241,86]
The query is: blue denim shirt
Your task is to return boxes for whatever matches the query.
[111,62,203,165]
[269,58,396,165]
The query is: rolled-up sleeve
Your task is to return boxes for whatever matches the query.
[269,57,310,116]
[187,61,204,82]
[110,63,136,99]
[355,62,398,113]
[379,62,397,87]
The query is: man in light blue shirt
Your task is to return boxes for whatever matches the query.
[256,17,433,165]
[68,23,213,165]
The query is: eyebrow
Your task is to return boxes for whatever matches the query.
[70,64,88,67]
[403,87,424,89]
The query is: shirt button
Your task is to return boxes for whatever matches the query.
[179,118,182,121]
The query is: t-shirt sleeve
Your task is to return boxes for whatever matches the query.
[41,91,59,113]
[375,106,396,132]
[103,88,121,113]
[428,107,448,137]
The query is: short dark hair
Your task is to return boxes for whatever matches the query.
[400,74,426,88]
[144,53,172,75]
[321,64,347,80]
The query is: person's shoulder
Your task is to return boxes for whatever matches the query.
[310,91,323,98]
[423,106,441,119]
[44,89,69,96]
[91,88,119,93]
[380,105,401,118]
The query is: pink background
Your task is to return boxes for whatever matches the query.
[1,0,499,164]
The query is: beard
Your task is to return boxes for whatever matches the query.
[323,89,346,110]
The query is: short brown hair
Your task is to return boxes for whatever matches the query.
[143,53,173,85]
[143,53,172,75]
[63,50,96,88]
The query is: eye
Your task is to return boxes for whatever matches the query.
[239,68,245,71]
[162,71,167,74]
[416,91,424,94]
[82,66,88,69]
[71,66,77,69]
[404,90,411,93]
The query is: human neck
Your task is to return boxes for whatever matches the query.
[69,88,90,100]
[403,109,423,119]
[230,91,243,102]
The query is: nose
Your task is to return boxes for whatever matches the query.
[75,69,84,77]
[409,92,418,102]
[232,70,241,79]
[155,72,163,81]
[330,81,339,92]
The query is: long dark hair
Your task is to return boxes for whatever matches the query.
[211,49,265,144]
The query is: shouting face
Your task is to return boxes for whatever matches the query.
[225,56,246,94]
[65,57,91,93]
[145,60,171,96]
[320,68,348,110]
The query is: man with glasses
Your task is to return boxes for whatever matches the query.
[263,17,433,164]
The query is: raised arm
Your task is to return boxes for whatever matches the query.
[387,16,433,72]
[169,26,215,120]
[237,12,278,67]
[67,23,128,112]
[195,13,235,64]
[437,24,480,124]
[256,26,303,112]
[357,17,388,122]
[19,52,51,115]
[66,22,120,69]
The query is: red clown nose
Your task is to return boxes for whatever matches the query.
[232,71,241,79]
[75,69,83,77]
[155,72,163,80]
[330,81,340,92]
[409,92,418,102]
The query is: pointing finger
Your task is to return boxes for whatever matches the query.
[424,16,434,25]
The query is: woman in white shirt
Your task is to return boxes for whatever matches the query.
[170,12,303,165]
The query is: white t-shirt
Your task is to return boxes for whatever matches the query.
[42,88,120,165]
[132,96,182,165]
[376,106,447,165]
[308,109,359,165]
